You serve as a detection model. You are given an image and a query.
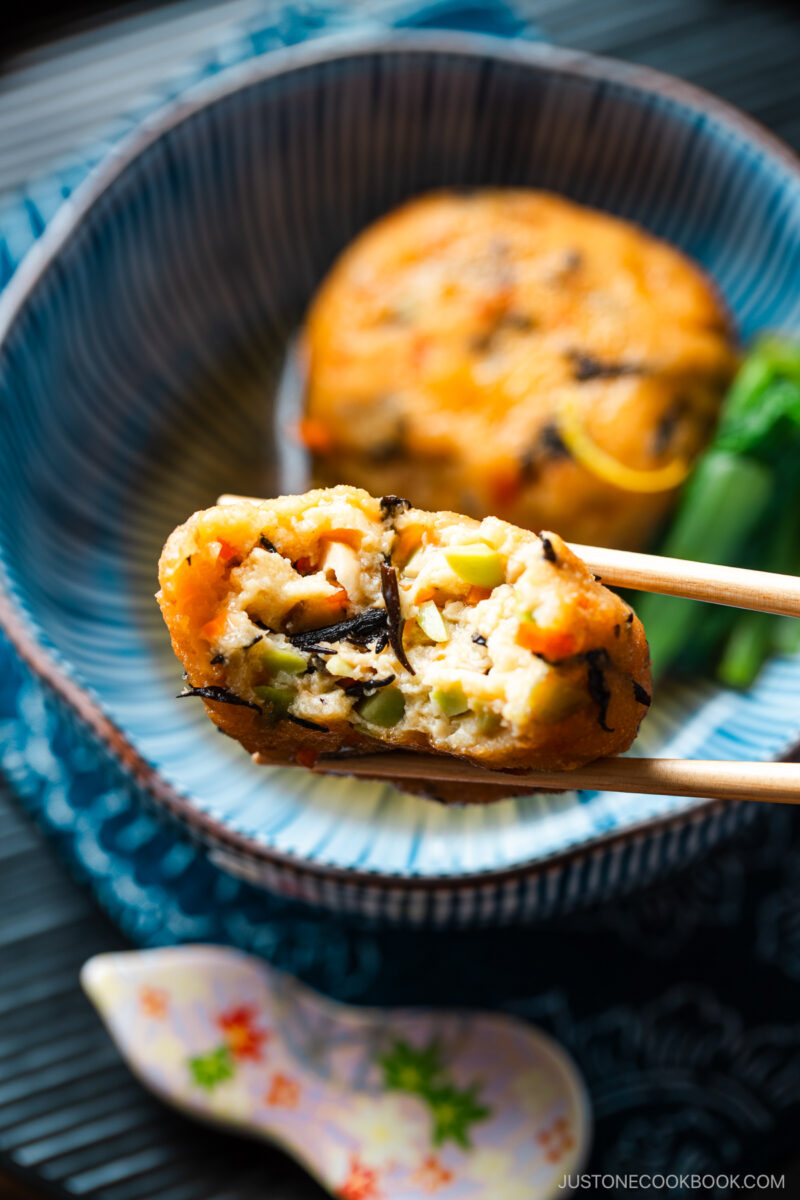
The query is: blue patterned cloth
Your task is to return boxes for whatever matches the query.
[2,3,800,1192]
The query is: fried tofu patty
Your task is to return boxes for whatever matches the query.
[157,486,651,779]
[302,190,737,550]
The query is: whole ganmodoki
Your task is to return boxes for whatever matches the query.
[301,190,737,550]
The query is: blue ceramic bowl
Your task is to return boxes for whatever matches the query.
[2,32,800,926]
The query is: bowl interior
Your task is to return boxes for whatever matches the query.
[2,37,800,879]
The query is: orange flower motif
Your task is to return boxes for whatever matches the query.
[338,1155,381,1200]
[412,1155,453,1192]
[216,1005,269,1062]
[139,986,168,1019]
[536,1115,575,1163]
[266,1072,300,1108]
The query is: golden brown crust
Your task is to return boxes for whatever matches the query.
[303,189,737,550]
[157,487,651,784]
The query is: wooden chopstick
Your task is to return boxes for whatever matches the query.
[217,494,800,618]
[312,753,800,804]
[569,543,800,618]
[219,491,800,801]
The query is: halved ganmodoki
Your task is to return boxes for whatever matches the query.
[157,486,651,783]
[302,190,737,550]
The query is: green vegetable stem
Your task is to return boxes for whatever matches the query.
[636,451,772,678]
[717,476,800,686]
[639,334,800,684]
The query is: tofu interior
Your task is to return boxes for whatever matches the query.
[199,492,627,754]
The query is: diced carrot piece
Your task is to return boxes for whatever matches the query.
[414,585,437,604]
[294,556,314,575]
[296,417,333,453]
[517,624,578,658]
[321,587,349,612]
[394,525,423,566]
[202,612,228,642]
[466,586,493,605]
[217,539,240,564]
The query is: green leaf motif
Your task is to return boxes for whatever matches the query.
[377,1037,491,1149]
[428,1083,491,1149]
[189,1045,234,1090]
[379,1038,444,1096]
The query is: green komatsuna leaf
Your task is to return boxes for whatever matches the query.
[188,1045,234,1090]
[427,1083,491,1149]
[717,379,800,458]
[378,1037,445,1096]
[716,338,800,460]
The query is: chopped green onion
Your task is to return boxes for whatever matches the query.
[356,686,405,727]
[431,684,470,717]
[416,600,450,642]
[261,645,307,676]
[444,544,505,588]
[254,685,294,718]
